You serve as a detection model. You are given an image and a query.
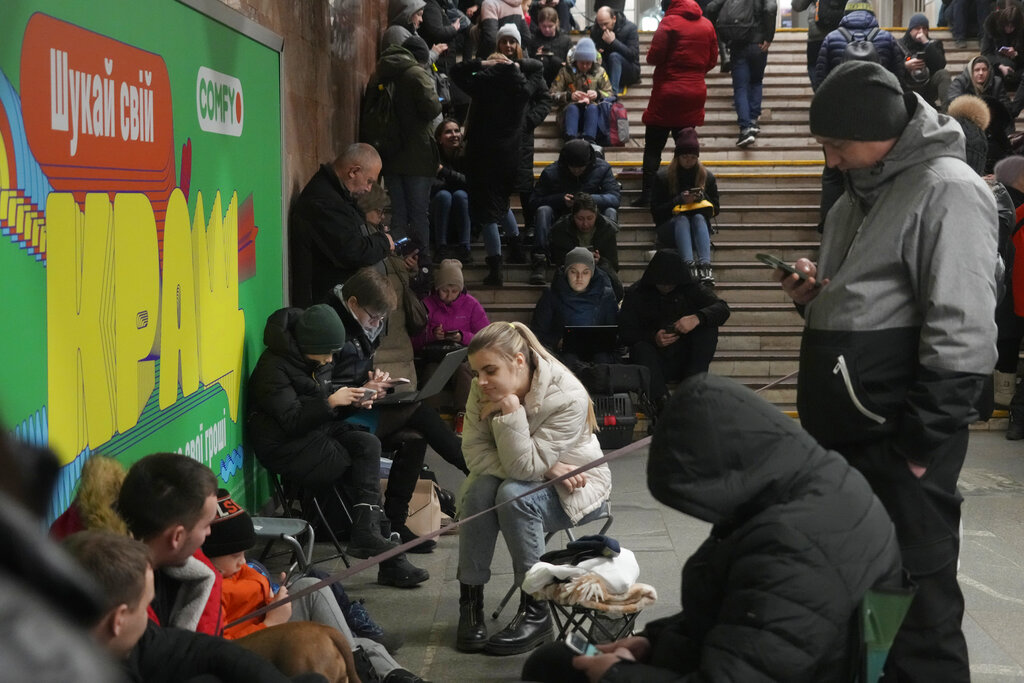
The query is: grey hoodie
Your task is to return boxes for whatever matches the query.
[798,93,998,465]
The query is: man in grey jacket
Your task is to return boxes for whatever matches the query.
[779,61,998,683]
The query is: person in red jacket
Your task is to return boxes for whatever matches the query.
[632,0,717,207]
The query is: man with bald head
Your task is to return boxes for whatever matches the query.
[290,143,396,308]
[590,5,639,98]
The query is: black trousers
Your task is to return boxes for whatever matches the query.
[629,324,719,399]
[842,433,971,683]
[640,125,682,197]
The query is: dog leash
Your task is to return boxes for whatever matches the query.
[225,434,652,628]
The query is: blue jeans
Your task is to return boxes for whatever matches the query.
[951,0,989,41]
[481,208,519,257]
[730,42,767,131]
[430,189,471,248]
[458,474,608,587]
[534,206,618,252]
[563,103,600,140]
[656,214,711,263]
[385,174,434,261]
[606,52,624,95]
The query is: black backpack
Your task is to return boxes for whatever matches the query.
[359,76,402,162]
[814,0,846,33]
[838,26,881,63]
[712,0,758,43]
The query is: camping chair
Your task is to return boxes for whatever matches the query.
[858,584,916,682]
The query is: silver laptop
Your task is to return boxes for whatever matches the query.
[372,347,469,405]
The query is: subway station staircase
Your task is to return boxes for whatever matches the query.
[464,27,979,410]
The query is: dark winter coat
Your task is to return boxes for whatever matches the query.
[531,28,571,85]
[375,45,442,177]
[651,165,720,225]
[948,58,1014,132]
[705,0,778,45]
[589,11,641,86]
[642,0,718,129]
[599,374,902,682]
[289,165,392,308]
[532,266,619,351]
[433,144,470,194]
[619,250,730,347]
[813,11,903,89]
[549,212,620,272]
[126,622,296,683]
[530,144,621,216]
[326,286,383,389]
[246,308,353,471]
[516,59,554,193]
[451,58,531,224]
[896,30,947,76]
[980,3,1024,75]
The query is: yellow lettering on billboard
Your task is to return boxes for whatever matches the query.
[113,193,159,432]
[192,190,244,420]
[46,193,116,461]
[158,189,200,409]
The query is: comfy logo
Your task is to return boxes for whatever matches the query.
[196,66,243,136]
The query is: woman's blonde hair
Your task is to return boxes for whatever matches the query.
[468,321,598,431]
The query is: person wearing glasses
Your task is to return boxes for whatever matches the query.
[327,268,470,552]
[246,303,430,589]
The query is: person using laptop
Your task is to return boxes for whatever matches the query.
[532,246,619,368]
[326,268,469,552]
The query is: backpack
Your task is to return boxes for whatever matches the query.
[359,76,402,161]
[814,0,847,33]
[608,100,629,146]
[838,26,881,63]
[713,0,758,43]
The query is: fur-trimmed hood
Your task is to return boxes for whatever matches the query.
[947,93,992,131]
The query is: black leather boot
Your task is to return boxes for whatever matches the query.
[483,591,552,655]
[456,583,488,652]
[506,233,528,264]
[347,504,398,559]
[529,252,547,285]
[483,254,503,287]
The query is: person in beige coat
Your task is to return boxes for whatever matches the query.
[455,321,612,656]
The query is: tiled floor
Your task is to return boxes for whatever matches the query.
[279,429,1024,682]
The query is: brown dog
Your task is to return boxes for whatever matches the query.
[237,620,360,683]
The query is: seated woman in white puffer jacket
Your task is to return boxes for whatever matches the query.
[455,321,612,657]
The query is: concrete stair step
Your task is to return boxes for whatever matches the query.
[716,325,804,351]
[710,350,800,378]
[483,300,802,326]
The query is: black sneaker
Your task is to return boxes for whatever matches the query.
[736,130,756,148]
[748,121,761,135]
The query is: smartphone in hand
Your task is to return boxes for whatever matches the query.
[756,253,811,281]
[565,630,600,656]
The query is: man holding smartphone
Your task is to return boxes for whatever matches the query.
[779,61,998,682]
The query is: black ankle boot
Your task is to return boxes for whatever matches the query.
[347,504,398,559]
[483,591,552,655]
[506,233,528,264]
[393,522,437,553]
[483,255,503,287]
[457,583,488,652]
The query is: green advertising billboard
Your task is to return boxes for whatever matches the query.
[0,0,284,517]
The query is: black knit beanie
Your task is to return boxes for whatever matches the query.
[202,489,255,558]
[295,303,347,355]
[809,61,910,142]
